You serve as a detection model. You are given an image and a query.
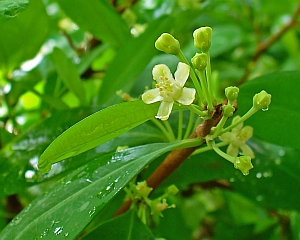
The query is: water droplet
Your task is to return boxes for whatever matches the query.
[256,172,262,178]
[51,220,60,227]
[86,178,92,183]
[9,216,22,226]
[54,226,63,235]
[64,232,69,237]
[97,191,107,199]
[262,106,269,111]
[242,171,249,176]
[88,207,96,217]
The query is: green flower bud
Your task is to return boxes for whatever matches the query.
[155,33,180,55]
[225,86,239,104]
[191,53,207,71]
[193,27,212,52]
[253,90,271,111]
[136,181,152,198]
[167,185,179,195]
[234,156,253,175]
[222,105,235,117]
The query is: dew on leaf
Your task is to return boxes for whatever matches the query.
[86,178,92,183]
[88,207,96,217]
[54,226,64,235]
[261,106,269,111]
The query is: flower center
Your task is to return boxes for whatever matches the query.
[155,76,182,101]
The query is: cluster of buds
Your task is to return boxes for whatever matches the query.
[141,26,272,176]
[125,181,178,224]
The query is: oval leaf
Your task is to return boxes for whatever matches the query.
[238,71,300,150]
[38,101,160,173]
[0,141,188,240]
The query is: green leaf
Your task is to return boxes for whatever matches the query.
[210,25,242,58]
[0,108,164,197]
[0,141,187,240]
[290,211,300,240]
[0,0,28,22]
[238,71,300,150]
[38,101,160,173]
[96,16,174,105]
[51,47,86,105]
[81,210,155,240]
[56,0,130,47]
[0,0,49,73]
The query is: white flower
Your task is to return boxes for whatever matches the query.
[142,62,196,120]
[219,116,255,158]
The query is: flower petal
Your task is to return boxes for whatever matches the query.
[226,144,239,157]
[152,64,174,83]
[156,101,174,121]
[177,87,195,105]
[174,62,190,87]
[219,132,232,142]
[142,88,163,104]
[240,144,255,159]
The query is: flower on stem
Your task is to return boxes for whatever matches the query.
[155,33,180,55]
[253,90,271,111]
[193,27,212,52]
[219,116,255,158]
[142,62,196,121]
[234,156,253,176]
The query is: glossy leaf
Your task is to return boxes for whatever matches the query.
[81,210,155,240]
[0,108,93,197]
[0,0,28,22]
[96,16,174,105]
[51,47,86,104]
[0,110,164,197]
[0,0,48,73]
[0,141,189,240]
[161,138,300,209]
[238,71,300,150]
[56,0,130,47]
[38,101,160,173]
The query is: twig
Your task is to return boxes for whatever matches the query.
[113,104,223,217]
[237,3,300,86]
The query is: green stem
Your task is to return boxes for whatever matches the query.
[176,50,205,105]
[205,52,215,110]
[196,69,213,110]
[177,109,183,140]
[210,140,235,164]
[192,141,229,155]
[187,104,208,117]
[211,115,228,138]
[219,106,257,135]
[151,118,174,142]
[183,110,195,139]
[163,120,176,142]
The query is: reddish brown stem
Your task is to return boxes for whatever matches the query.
[114,104,223,217]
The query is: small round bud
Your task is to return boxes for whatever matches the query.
[234,156,253,175]
[167,185,179,195]
[253,90,271,111]
[225,86,239,104]
[191,53,207,71]
[136,181,152,198]
[222,105,235,117]
[193,27,212,52]
[155,33,180,55]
